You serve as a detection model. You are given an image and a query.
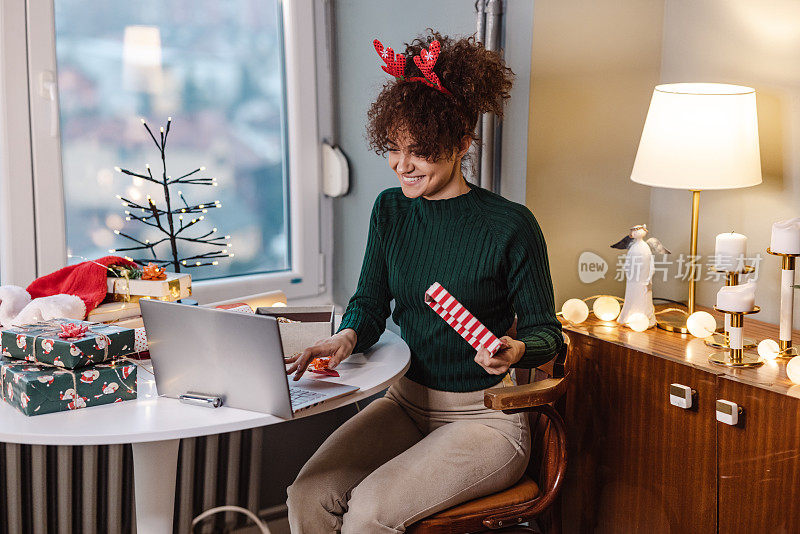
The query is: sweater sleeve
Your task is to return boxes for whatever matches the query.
[335,194,392,354]
[504,208,564,369]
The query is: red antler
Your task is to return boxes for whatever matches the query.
[374,39,406,78]
[412,41,452,96]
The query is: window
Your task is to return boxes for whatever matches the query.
[0,0,326,302]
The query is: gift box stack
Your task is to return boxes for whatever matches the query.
[1,319,138,416]
[88,263,192,327]
[89,263,191,359]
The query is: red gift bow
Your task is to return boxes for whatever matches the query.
[142,262,167,281]
[58,323,89,340]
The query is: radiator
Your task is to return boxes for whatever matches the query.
[0,429,268,534]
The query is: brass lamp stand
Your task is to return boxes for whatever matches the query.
[657,190,701,334]
[705,265,757,349]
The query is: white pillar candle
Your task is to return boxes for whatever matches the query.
[770,218,800,254]
[716,282,756,312]
[715,232,747,271]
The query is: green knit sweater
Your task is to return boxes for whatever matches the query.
[337,181,563,392]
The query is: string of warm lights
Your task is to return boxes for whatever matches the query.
[559,295,718,334]
[109,117,232,272]
[557,295,651,330]
[558,295,800,384]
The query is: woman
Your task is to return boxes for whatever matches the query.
[285,31,563,533]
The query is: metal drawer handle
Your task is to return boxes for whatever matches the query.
[716,399,742,425]
[669,383,695,409]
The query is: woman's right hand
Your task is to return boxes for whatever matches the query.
[285,328,358,381]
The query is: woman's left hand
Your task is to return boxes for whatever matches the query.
[474,336,525,375]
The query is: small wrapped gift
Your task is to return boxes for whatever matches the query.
[107,272,191,303]
[1,319,136,369]
[1,357,137,416]
[255,306,334,357]
[425,282,502,355]
[87,301,141,323]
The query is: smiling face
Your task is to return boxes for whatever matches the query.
[386,131,471,200]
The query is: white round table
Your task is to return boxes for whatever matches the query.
[0,329,410,534]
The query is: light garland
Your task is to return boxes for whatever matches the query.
[558,295,624,325]
[559,296,716,334]
[686,311,717,339]
[110,117,233,272]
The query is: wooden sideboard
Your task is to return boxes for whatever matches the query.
[559,310,800,534]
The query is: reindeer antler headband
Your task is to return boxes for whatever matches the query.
[373,38,453,97]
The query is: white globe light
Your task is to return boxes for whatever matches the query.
[271,301,288,307]
[627,313,650,332]
[757,339,781,361]
[593,296,621,321]
[787,356,800,385]
[686,311,717,338]
[561,298,589,324]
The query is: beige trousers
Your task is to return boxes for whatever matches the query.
[286,375,531,533]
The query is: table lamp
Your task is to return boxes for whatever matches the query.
[631,83,762,333]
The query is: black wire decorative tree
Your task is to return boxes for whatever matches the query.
[110,117,233,273]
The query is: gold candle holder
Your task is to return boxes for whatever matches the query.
[705,265,757,349]
[767,248,799,359]
[708,306,763,368]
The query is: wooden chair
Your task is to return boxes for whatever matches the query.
[407,333,571,534]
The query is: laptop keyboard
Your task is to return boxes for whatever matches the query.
[289,386,326,408]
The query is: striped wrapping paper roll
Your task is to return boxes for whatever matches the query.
[424,282,503,355]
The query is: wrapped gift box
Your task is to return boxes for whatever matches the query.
[87,301,141,323]
[255,306,334,357]
[106,272,191,303]
[109,317,144,329]
[1,319,136,369]
[1,357,137,416]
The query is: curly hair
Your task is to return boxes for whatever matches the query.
[366,30,514,162]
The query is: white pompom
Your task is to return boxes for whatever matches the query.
[11,294,86,326]
[0,285,32,327]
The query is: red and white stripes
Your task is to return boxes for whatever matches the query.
[424,282,502,355]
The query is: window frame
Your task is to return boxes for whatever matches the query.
[0,0,38,286]
[1,0,328,302]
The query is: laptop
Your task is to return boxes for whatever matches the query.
[139,299,359,419]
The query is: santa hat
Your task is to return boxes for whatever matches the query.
[26,256,139,318]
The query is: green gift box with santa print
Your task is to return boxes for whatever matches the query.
[1,319,136,370]
[1,356,137,416]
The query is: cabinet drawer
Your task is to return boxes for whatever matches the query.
[717,377,800,534]
[562,333,717,534]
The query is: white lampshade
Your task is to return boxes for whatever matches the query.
[631,83,762,190]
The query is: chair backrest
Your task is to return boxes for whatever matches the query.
[521,333,570,492]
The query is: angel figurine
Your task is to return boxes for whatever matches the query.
[611,224,670,329]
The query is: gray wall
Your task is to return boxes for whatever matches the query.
[524,0,800,326]
[652,0,800,326]
[331,0,535,314]
[526,0,666,307]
